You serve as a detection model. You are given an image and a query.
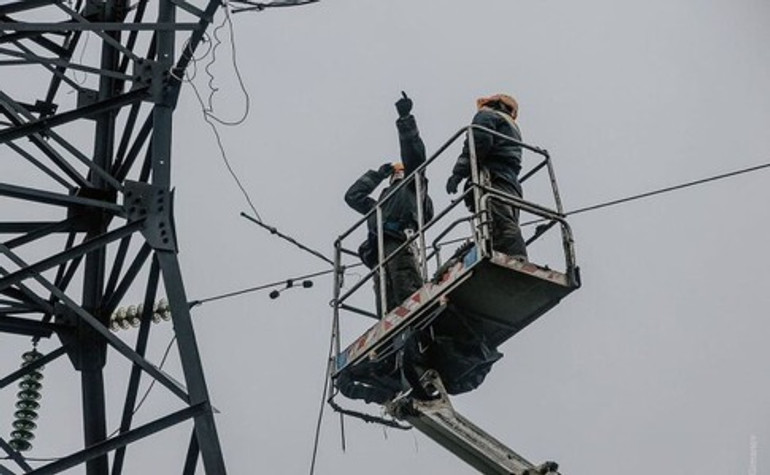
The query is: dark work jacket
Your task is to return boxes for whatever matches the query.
[451,107,523,196]
[345,114,434,243]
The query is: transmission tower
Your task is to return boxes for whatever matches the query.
[0,1,228,473]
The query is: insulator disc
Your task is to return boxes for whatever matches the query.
[21,350,41,362]
[13,409,38,421]
[8,438,31,452]
[12,419,37,432]
[21,358,45,369]
[21,369,44,381]
[15,399,40,411]
[10,429,35,441]
[17,389,41,401]
[18,380,42,392]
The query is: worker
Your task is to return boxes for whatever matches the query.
[345,92,434,316]
[445,94,528,260]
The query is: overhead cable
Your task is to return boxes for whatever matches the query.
[106,336,178,439]
[185,4,335,267]
[241,212,334,267]
[185,5,262,222]
[565,162,770,217]
[203,1,251,127]
[189,268,335,307]
[189,80,264,221]
[190,161,770,308]
[309,326,337,475]
[229,0,320,14]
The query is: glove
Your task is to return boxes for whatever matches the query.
[446,174,463,194]
[395,91,413,118]
[378,162,394,177]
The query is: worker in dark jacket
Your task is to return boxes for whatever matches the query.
[345,92,434,316]
[445,94,528,259]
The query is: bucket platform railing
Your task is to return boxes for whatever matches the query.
[332,123,578,327]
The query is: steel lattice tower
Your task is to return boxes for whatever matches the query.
[0,1,228,473]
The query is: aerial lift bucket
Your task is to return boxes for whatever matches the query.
[328,124,579,474]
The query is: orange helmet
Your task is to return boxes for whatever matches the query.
[476,94,518,119]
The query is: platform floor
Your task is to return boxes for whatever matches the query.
[333,247,579,401]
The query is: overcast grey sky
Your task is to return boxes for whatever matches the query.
[3,1,770,474]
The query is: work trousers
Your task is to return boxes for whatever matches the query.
[372,236,423,317]
[487,176,528,258]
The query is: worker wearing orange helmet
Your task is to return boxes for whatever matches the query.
[345,92,434,316]
[446,94,528,260]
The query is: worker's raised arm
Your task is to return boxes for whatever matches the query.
[344,164,392,215]
[395,92,426,177]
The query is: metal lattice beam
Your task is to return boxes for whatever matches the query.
[0,1,227,473]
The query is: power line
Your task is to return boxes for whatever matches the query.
[203,1,251,127]
[185,4,263,222]
[106,336,178,439]
[189,80,264,221]
[190,161,770,307]
[230,0,320,14]
[184,4,335,267]
[241,212,334,267]
[175,33,213,83]
[309,330,336,475]
[189,268,336,307]
[565,162,770,217]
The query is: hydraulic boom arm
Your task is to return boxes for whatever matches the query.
[386,370,561,475]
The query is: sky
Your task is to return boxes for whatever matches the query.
[2,0,770,474]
